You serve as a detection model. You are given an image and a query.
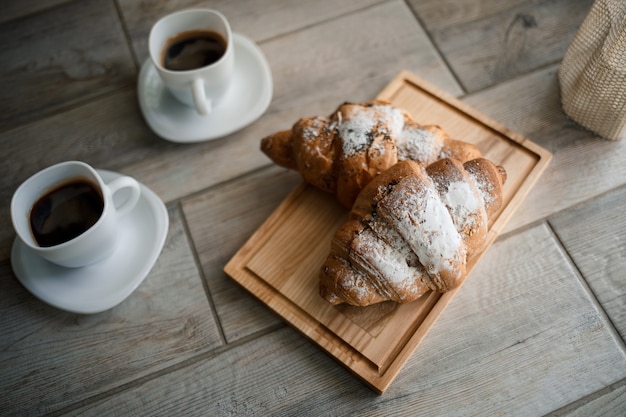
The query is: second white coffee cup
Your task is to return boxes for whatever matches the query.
[11,161,141,268]
[149,8,235,116]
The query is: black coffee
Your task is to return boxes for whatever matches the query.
[29,178,104,247]
[162,30,226,71]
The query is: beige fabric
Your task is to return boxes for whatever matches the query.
[559,0,626,140]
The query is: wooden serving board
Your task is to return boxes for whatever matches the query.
[224,70,552,393]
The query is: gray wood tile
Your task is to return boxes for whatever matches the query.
[0,0,135,131]
[409,0,594,91]
[549,379,626,417]
[550,185,626,344]
[0,0,69,24]
[0,205,222,416]
[63,326,366,417]
[408,0,530,28]
[182,166,302,342]
[263,0,463,114]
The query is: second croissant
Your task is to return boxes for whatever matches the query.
[320,157,507,306]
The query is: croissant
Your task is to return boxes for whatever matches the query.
[319,157,507,306]
[261,100,482,207]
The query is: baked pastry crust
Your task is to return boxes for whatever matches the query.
[319,158,506,306]
[261,101,482,207]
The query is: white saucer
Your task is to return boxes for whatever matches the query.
[10,170,169,314]
[138,33,273,143]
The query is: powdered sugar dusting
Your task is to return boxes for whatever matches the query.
[368,216,415,260]
[298,117,335,163]
[300,117,330,142]
[396,125,444,163]
[350,227,424,300]
[465,165,500,216]
[339,105,404,156]
[379,175,464,279]
[473,173,495,206]
[302,125,320,139]
[352,229,414,285]
[336,258,372,304]
[442,181,485,234]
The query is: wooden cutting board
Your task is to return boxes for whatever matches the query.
[224,70,552,393]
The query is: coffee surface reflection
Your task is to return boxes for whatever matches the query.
[30,178,104,247]
[162,30,227,71]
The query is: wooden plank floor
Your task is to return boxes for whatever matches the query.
[1,0,625,415]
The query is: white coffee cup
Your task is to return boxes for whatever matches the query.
[149,8,235,116]
[11,161,141,268]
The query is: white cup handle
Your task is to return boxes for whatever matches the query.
[192,78,212,116]
[106,176,141,217]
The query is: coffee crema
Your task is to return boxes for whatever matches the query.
[162,30,227,71]
[29,178,104,247]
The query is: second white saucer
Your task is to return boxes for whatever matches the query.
[138,33,273,143]
[11,170,169,314]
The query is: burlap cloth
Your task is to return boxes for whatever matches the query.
[559,0,626,140]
